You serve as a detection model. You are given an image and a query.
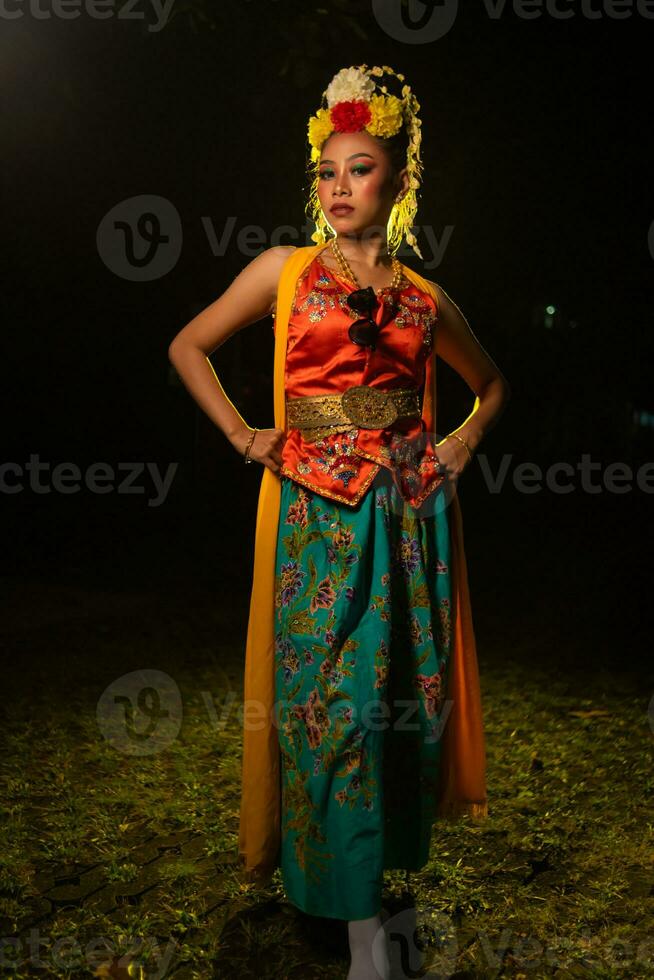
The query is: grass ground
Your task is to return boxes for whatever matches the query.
[1,572,652,979]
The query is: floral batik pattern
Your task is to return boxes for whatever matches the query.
[273,469,453,920]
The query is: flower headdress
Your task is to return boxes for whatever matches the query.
[306,64,424,259]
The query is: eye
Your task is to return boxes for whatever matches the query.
[318,165,372,180]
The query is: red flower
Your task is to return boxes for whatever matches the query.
[331,100,372,134]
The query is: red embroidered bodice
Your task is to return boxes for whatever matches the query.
[276,250,445,507]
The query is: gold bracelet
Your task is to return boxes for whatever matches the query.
[244,427,258,464]
[446,431,473,462]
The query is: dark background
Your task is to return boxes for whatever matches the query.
[3,0,653,672]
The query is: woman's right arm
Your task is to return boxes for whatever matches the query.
[167,245,296,473]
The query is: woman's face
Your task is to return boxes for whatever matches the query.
[317,131,406,241]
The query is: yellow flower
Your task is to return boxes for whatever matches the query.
[366,94,404,138]
[308,107,334,151]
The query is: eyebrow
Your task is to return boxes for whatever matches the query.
[319,153,376,165]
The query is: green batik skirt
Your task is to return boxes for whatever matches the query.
[273,467,453,921]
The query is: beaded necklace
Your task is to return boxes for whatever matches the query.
[328,238,404,294]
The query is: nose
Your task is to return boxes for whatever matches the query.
[331,173,350,196]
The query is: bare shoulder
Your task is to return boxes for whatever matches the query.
[264,245,297,315]
[422,277,441,296]
[422,278,509,396]
[168,245,299,357]
[265,244,298,266]
[226,244,298,319]
[224,244,298,318]
[421,277,445,314]
[422,279,469,323]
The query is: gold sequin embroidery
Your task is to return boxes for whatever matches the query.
[292,272,357,323]
[393,293,438,352]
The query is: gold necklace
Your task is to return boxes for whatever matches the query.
[329,238,404,293]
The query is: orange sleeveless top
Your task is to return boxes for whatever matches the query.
[276,251,446,507]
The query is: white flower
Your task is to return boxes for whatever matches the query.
[325,67,375,108]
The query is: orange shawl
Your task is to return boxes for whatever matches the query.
[238,244,488,884]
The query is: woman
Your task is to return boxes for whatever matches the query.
[169,65,510,980]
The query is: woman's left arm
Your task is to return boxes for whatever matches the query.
[429,280,512,468]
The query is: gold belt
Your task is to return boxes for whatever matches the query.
[286,385,421,439]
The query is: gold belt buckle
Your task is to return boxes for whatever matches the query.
[341,385,399,429]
